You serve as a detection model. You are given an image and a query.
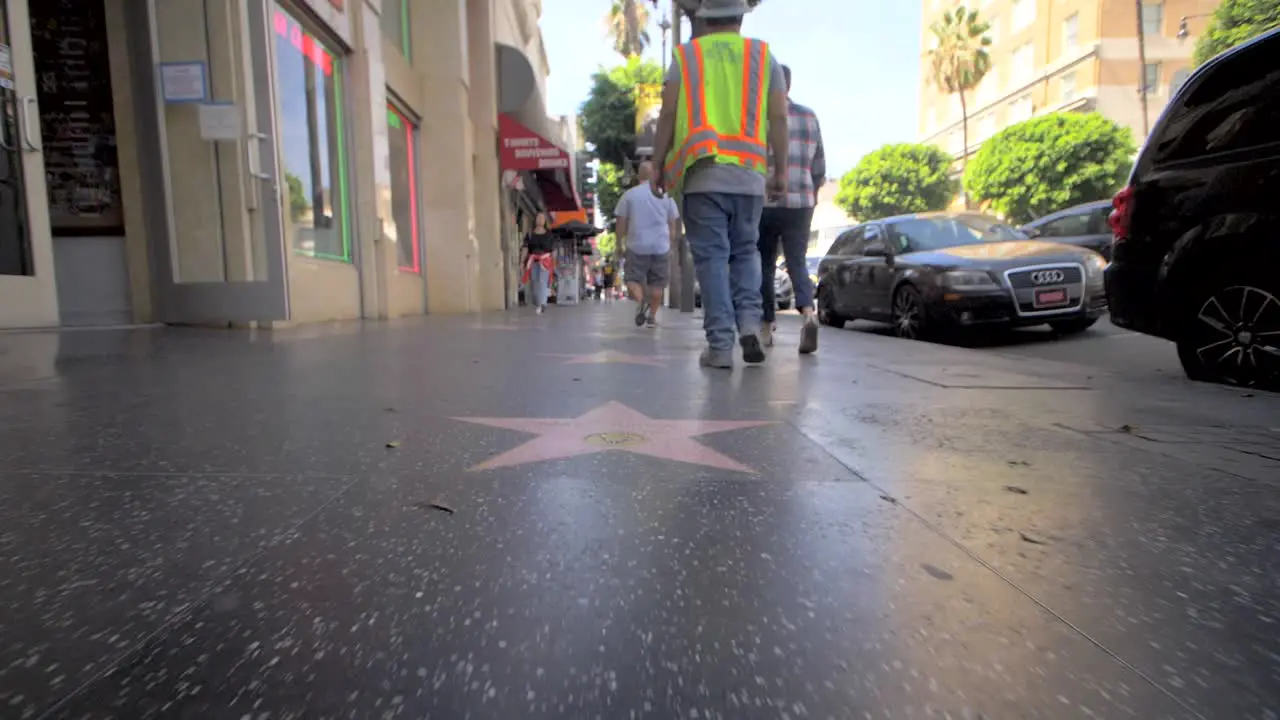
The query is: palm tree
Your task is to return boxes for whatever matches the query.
[605,0,651,58]
[928,4,991,208]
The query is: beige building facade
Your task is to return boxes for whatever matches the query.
[919,0,1221,162]
[0,0,572,330]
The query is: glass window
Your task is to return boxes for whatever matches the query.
[273,6,351,262]
[1062,13,1079,52]
[1149,39,1280,164]
[381,0,411,60]
[1039,212,1091,237]
[1143,62,1161,95]
[1008,93,1033,122]
[386,104,421,272]
[1061,71,1077,102]
[828,228,864,256]
[888,215,1022,252]
[1012,42,1034,85]
[1011,0,1035,32]
[1169,67,1191,97]
[1141,2,1163,37]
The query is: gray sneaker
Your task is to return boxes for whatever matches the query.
[799,315,819,354]
[645,314,657,329]
[699,347,734,369]
[739,334,766,364]
[634,301,648,327]
[760,323,774,347]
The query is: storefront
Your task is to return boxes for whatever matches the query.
[0,0,510,329]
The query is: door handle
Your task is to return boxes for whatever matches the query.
[246,131,272,181]
[19,96,38,152]
[0,96,14,152]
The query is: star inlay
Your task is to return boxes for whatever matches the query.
[453,401,774,473]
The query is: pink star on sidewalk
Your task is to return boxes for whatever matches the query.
[453,401,774,473]
[541,350,668,366]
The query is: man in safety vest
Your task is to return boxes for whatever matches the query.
[650,0,790,369]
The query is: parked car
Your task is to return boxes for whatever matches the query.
[1106,28,1280,390]
[694,266,793,310]
[1021,200,1115,261]
[816,212,1108,338]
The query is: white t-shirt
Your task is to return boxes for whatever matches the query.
[615,185,680,255]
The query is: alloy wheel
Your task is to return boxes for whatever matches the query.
[894,288,921,339]
[1191,284,1280,387]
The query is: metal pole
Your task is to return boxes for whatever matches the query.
[1135,0,1150,137]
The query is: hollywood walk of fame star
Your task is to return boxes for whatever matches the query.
[541,350,668,366]
[453,401,774,473]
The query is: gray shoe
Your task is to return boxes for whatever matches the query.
[739,333,766,364]
[634,301,648,327]
[760,323,774,347]
[799,315,819,354]
[699,348,734,369]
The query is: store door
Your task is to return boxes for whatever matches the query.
[0,0,58,327]
[139,0,289,325]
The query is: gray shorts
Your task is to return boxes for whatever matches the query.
[625,251,670,288]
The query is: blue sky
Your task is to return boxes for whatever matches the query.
[542,0,923,177]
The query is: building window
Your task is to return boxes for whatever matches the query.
[1008,93,1033,123]
[1062,13,1079,53]
[1011,0,1035,32]
[1169,67,1191,96]
[273,6,351,262]
[1143,62,1161,95]
[386,104,421,273]
[1061,71,1077,102]
[381,0,411,59]
[1012,41,1034,85]
[1141,2,1164,37]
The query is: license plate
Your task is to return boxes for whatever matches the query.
[1033,287,1070,308]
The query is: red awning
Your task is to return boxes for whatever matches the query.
[499,113,580,212]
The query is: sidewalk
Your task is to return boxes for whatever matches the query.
[1,304,1277,718]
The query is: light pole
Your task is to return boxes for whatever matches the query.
[658,13,672,68]
[1134,0,1150,137]
[1177,13,1213,41]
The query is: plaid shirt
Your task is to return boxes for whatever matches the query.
[766,100,826,209]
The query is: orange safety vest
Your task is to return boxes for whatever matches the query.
[664,33,773,190]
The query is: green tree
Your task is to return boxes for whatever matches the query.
[928,4,991,208]
[834,143,957,220]
[596,230,618,259]
[595,161,628,231]
[605,0,651,58]
[284,172,309,220]
[1193,0,1280,66]
[579,56,664,168]
[964,112,1135,224]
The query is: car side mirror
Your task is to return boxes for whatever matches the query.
[864,242,888,257]
[1022,226,1041,238]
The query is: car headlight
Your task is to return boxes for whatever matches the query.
[1085,254,1108,276]
[941,270,999,289]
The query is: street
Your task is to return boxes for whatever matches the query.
[1,304,1277,718]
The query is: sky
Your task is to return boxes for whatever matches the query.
[541,0,924,178]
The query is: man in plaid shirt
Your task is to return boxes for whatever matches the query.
[759,65,826,354]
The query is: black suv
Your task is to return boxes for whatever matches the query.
[1106,28,1280,390]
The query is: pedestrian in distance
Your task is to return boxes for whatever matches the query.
[650,0,790,369]
[520,212,555,314]
[759,64,826,354]
[616,161,681,328]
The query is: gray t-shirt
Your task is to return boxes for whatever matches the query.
[615,184,679,255]
[664,46,785,197]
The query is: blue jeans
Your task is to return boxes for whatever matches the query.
[759,206,816,322]
[683,192,764,351]
[529,260,550,307]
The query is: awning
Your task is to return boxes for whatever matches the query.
[499,112,580,212]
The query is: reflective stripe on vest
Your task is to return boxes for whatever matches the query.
[665,35,771,187]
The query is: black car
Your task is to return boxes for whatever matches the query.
[694,266,793,310]
[816,212,1109,338]
[1021,200,1115,261]
[1106,28,1280,390]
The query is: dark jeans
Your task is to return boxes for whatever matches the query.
[758,206,816,322]
[683,192,765,351]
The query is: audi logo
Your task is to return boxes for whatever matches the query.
[1030,270,1066,285]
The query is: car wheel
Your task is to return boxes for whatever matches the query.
[892,285,926,340]
[1175,276,1280,390]
[1049,318,1097,335]
[817,287,846,329]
